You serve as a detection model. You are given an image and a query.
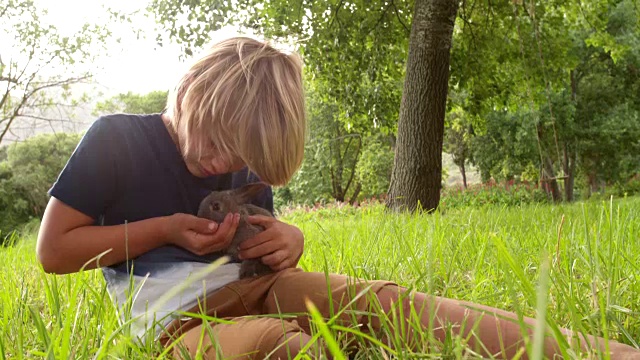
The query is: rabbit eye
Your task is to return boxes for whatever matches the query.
[210,202,221,211]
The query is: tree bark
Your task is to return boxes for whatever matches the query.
[386,0,459,212]
[460,161,467,189]
[563,144,575,202]
[349,182,362,205]
[544,157,562,202]
[564,70,577,202]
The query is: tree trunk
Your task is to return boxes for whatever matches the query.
[563,144,575,202]
[386,0,459,212]
[565,70,577,202]
[544,157,562,202]
[460,161,468,189]
[348,182,362,205]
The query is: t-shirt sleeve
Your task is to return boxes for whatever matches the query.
[49,117,121,220]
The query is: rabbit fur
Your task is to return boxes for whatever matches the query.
[197,182,274,278]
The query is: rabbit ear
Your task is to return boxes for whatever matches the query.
[233,182,269,204]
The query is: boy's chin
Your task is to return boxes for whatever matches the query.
[185,162,212,178]
[185,160,246,178]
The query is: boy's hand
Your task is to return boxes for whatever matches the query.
[238,215,304,271]
[164,213,240,255]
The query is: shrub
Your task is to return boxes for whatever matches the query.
[611,175,640,198]
[0,132,81,242]
[354,136,394,199]
[438,180,549,210]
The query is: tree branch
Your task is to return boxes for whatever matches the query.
[0,76,20,84]
[366,1,393,36]
[459,0,478,51]
[392,0,410,34]
[27,76,91,97]
[8,114,79,123]
[328,0,344,29]
[0,2,11,18]
[0,84,10,112]
[576,0,597,32]
[342,135,362,196]
[0,100,24,142]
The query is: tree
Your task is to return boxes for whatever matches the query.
[355,135,395,199]
[444,89,475,188]
[150,0,409,137]
[471,110,539,184]
[272,78,369,206]
[0,0,111,144]
[297,79,363,204]
[448,0,640,202]
[0,132,81,237]
[386,0,459,212]
[94,90,169,115]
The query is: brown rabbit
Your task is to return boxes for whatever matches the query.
[197,182,274,278]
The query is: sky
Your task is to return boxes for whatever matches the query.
[32,0,241,96]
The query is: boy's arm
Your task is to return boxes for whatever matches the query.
[36,197,240,274]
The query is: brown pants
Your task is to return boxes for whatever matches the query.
[158,268,394,359]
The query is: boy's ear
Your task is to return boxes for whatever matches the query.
[234,182,269,203]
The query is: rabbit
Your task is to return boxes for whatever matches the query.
[197,182,275,278]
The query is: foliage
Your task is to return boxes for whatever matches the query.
[585,174,640,201]
[612,176,640,198]
[470,109,539,183]
[354,135,394,199]
[273,79,360,207]
[273,76,397,209]
[450,0,640,201]
[440,180,549,210]
[0,132,81,239]
[272,142,333,210]
[0,0,112,143]
[444,89,475,187]
[93,90,169,116]
[149,0,409,136]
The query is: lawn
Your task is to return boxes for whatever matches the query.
[1,197,639,359]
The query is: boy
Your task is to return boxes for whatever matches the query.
[36,36,640,359]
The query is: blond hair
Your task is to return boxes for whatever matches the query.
[165,37,306,186]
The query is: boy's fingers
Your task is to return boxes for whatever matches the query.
[239,241,278,260]
[275,259,291,271]
[200,216,238,253]
[217,213,240,244]
[246,215,276,226]
[210,213,234,235]
[238,230,270,250]
[261,249,286,267]
[188,215,218,234]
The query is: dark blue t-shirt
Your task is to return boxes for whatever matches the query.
[49,113,273,277]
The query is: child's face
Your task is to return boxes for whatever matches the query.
[185,152,246,178]
[161,114,248,178]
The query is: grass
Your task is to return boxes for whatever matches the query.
[1,196,639,359]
